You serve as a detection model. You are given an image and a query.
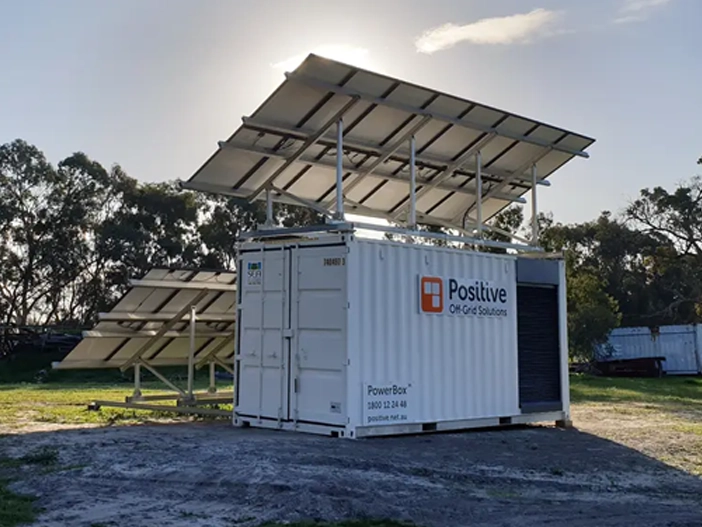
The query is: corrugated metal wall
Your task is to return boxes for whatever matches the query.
[599,325,702,375]
[346,239,521,427]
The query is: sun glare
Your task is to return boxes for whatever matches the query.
[272,44,376,72]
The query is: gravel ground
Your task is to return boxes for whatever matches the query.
[1,417,702,527]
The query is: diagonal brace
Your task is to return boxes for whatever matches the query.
[195,333,236,370]
[120,289,209,372]
[247,97,360,201]
[139,361,186,396]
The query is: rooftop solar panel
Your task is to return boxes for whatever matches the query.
[182,54,594,230]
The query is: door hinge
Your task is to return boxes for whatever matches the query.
[283,328,294,339]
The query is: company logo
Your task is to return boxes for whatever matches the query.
[419,275,509,318]
[420,277,444,313]
[246,261,262,286]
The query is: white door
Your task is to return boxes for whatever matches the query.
[290,246,347,426]
[236,249,291,421]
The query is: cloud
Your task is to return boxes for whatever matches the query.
[620,0,673,13]
[614,0,674,24]
[272,45,370,71]
[415,8,561,54]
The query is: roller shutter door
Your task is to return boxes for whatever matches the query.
[517,285,562,413]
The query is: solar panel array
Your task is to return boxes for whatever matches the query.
[182,54,594,229]
[55,268,237,370]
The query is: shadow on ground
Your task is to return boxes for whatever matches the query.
[1,421,701,527]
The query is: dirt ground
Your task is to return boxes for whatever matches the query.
[1,407,702,527]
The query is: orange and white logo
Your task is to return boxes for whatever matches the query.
[420,276,443,313]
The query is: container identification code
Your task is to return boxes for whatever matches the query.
[362,382,413,426]
[323,257,345,266]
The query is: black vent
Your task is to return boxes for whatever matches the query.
[517,285,562,413]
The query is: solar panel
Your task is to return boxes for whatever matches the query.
[181,54,594,230]
[55,268,237,370]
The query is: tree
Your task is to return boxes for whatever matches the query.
[197,196,267,269]
[540,211,674,327]
[0,139,66,325]
[567,269,622,361]
[481,204,524,253]
[626,174,702,323]
[96,181,203,295]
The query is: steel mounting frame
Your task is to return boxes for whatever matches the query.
[54,268,238,418]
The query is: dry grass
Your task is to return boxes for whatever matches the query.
[570,375,702,476]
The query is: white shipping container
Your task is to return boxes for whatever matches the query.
[599,325,702,375]
[235,233,570,438]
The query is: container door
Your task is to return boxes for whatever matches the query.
[290,246,347,426]
[659,327,698,375]
[236,249,291,421]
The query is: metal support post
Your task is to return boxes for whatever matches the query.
[531,164,539,246]
[476,151,483,238]
[335,118,344,220]
[132,363,142,400]
[187,305,196,399]
[208,362,216,394]
[265,188,274,227]
[409,135,417,228]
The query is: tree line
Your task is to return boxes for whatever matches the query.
[0,139,321,327]
[1,138,700,359]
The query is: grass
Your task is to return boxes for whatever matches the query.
[0,448,58,527]
[0,355,233,428]
[570,374,702,407]
[0,481,37,527]
[0,381,233,427]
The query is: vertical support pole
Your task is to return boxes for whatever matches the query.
[409,135,417,229]
[335,118,344,220]
[187,305,196,399]
[265,188,274,227]
[133,363,142,400]
[208,361,216,394]
[476,151,483,239]
[531,163,539,246]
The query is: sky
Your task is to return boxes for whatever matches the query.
[1,0,700,226]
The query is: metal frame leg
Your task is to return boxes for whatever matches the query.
[476,151,483,239]
[265,188,274,227]
[187,305,196,401]
[132,363,142,400]
[409,135,417,229]
[531,164,538,245]
[335,118,345,221]
[208,362,217,394]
